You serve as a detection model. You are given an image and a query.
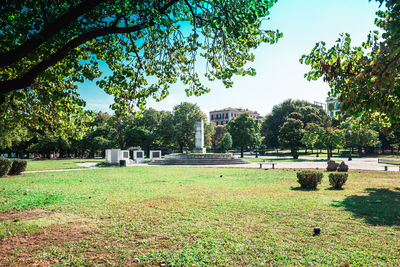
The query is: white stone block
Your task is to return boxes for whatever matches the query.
[150,150,162,161]
[133,150,145,163]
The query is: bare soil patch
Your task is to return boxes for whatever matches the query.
[0,209,55,221]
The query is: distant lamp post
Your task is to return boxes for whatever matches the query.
[348,130,352,161]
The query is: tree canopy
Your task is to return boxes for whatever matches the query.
[261,99,326,148]
[1,0,282,136]
[227,113,260,157]
[301,0,400,128]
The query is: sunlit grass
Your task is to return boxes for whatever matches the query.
[25,158,103,171]
[0,167,399,265]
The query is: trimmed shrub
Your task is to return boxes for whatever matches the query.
[337,162,349,172]
[326,160,340,171]
[8,159,28,175]
[329,173,348,189]
[0,158,12,177]
[296,170,323,190]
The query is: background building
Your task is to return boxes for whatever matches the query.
[326,96,340,116]
[209,108,262,126]
[310,101,326,110]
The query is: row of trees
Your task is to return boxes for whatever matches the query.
[2,99,399,159]
[0,100,263,159]
[0,102,213,158]
[261,99,400,159]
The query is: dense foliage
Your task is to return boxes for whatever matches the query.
[0,158,12,177]
[0,0,282,136]
[226,113,261,157]
[296,170,323,190]
[219,132,233,152]
[301,0,400,128]
[328,173,348,189]
[8,159,27,175]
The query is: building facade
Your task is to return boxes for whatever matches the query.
[209,108,262,126]
[326,96,340,117]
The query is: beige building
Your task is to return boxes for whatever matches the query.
[209,108,262,126]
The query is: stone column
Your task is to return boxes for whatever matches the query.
[193,120,206,153]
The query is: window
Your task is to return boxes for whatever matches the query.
[226,113,228,118]
[226,120,229,124]
[221,121,224,125]
[211,115,214,120]
[330,111,333,116]
[216,121,218,125]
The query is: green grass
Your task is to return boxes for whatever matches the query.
[0,166,399,265]
[25,158,104,171]
[379,161,400,165]
[378,155,400,159]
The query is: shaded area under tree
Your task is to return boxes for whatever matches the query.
[333,188,400,226]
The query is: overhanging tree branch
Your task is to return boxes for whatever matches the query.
[0,0,180,95]
[0,0,106,68]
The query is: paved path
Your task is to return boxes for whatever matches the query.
[23,158,400,174]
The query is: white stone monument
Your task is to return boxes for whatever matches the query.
[105,149,131,165]
[150,150,162,162]
[193,120,206,153]
[133,150,145,163]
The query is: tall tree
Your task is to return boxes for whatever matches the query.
[320,127,344,160]
[341,117,380,155]
[261,99,310,148]
[124,127,155,156]
[172,102,207,152]
[301,123,321,154]
[1,0,282,135]
[301,0,400,128]
[212,125,226,150]
[219,132,233,152]
[278,118,304,159]
[227,113,260,158]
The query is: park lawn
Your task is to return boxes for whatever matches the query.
[0,167,399,265]
[25,158,104,171]
[378,155,400,159]
[379,161,400,166]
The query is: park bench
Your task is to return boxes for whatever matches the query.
[259,161,277,169]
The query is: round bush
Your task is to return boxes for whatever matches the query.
[329,173,348,189]
[296,170,323,190]
[8,159,27,175]
[0,158,12,177]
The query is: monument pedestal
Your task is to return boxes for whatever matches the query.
[193,148,206,154]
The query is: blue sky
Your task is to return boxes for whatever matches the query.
[78,0,381,116]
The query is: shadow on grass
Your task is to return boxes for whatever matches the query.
[325,187,344,191]
[290,186,319,191]
[332,188,400,226]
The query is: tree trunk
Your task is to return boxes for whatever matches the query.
[327,147,331,160]
[240,146,244,158]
